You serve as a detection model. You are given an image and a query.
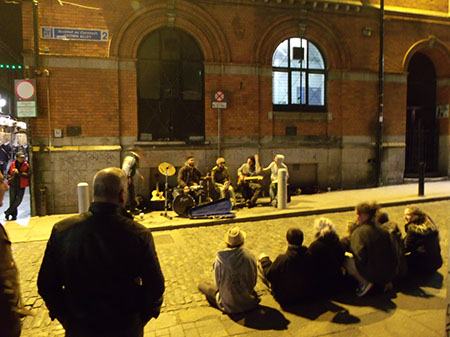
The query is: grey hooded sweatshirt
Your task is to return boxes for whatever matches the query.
[214,246,259,313]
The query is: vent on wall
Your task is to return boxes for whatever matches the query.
[67,126,82,137]
[285,126,297,136]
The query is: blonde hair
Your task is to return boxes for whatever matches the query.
[313,217,336,238]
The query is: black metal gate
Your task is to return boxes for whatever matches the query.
[405,53,439,176]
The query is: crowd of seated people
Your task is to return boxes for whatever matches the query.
[199,201,443,313]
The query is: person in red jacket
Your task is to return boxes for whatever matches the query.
[5,153,30,221]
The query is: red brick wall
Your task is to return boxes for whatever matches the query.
[33,67,119,137]
[22,0,449,141]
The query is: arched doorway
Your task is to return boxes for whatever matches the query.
[137,27,204,142]
[405,52,439,176]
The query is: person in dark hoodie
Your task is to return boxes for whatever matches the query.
[198,226,260,314]
[258,228,314,307]
[403,207,442,275]
[308,217,345,296]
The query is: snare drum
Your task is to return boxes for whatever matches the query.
[173,193,195,215]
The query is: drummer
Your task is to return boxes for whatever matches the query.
[177,156,205,202]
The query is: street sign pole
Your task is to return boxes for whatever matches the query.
[217,108,222,157]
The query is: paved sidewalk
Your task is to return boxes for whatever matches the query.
[2,181,448,337]
[5,180,450,243]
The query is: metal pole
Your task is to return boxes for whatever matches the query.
[417,118,425,196]
[277,168,288,210]
[217,108,221,157]
[376,0,384,187]
[33,0,40,75]
[77,182,90,213]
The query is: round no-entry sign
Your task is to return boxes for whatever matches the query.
[214,91,225,102]
[15,80,36,101]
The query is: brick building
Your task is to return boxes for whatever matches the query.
[15,0,450,214]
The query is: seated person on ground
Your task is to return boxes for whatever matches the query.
[343,202,398,297]
[198,226,260,314]
[258,228,314,307]
[308,217,345,296]
[377,211,408,282]
[403,206,442,275]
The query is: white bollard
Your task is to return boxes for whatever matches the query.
[77,182,90,214]
[277,168,288,210]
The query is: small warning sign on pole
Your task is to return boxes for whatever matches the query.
[211,90,228,109]
[15,79,37,118]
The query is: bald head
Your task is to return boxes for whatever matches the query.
[93,167,127,205]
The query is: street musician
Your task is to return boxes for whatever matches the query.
[237,155,263,208]
[177,156,205,203]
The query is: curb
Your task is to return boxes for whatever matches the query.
[148,195,450,232]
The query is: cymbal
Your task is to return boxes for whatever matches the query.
[158,162,176,176]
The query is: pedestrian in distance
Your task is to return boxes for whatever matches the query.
[403,206,442,275]
[198,226,260,314]
[0,171,30,337]
[343,202,398,297]
[258,228,314,307]
[5,152,30,221]
[37,167,165,337]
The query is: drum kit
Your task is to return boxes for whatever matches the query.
[157,162,210,218]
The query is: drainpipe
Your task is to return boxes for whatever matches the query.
[376,0,384,187]
[33,0,41,76]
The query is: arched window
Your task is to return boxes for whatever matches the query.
[137,28,204,141]
[272,37,327,112]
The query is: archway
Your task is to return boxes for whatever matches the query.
[137,27,204,141]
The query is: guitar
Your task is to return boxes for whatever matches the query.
[238,175,263,183]
[151,178,165,201]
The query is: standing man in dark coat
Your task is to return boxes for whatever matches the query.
[37,167,165,337]
[5,153,30,221]
[0,171,29,337]
[258,228,314,307]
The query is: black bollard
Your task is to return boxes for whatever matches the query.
[418,161,425,196]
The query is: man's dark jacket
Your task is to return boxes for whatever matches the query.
[350,222,398,285]
[260,245,314,306]
[37,202,165,333]
[177,164,203,188]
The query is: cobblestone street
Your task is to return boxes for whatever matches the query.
[11,200,449,336]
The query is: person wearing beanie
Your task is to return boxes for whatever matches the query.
[211,157,236,205]
[198,226,259,313]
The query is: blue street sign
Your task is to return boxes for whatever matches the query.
[41,27,109,42]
